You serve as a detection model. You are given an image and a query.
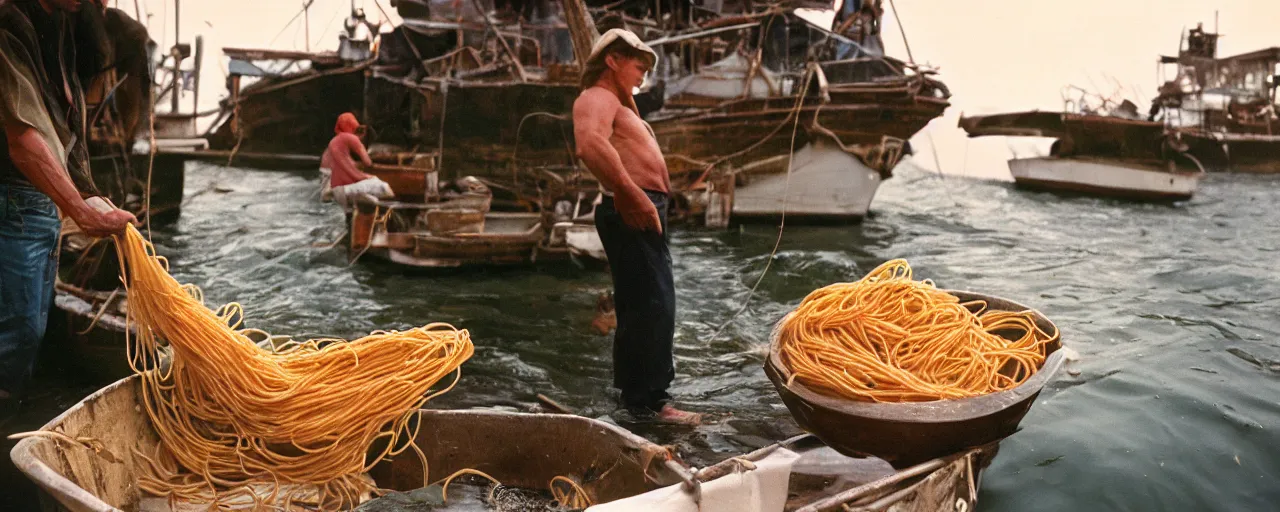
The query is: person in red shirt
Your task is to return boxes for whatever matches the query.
[320,112,391,210]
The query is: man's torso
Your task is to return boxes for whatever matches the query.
[604,91,669,194]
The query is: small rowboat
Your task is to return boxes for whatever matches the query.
[12,375,996,511]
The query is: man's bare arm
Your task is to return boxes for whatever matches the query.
[345,133,375,180]
[5,124,135,236]
[349,133,373,167]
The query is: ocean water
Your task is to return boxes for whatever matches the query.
[4,160,1279,511]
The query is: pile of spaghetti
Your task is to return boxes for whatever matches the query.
[113,226,473,508]
[776,259,1057,402]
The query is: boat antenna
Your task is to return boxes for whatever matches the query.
[133,0,145,27]
[170,0,181,114]
[304,0,315,52]
[887,0,915,65]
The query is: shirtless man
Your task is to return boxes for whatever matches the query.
[573,29,699,425]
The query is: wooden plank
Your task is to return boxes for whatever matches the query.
[559,0,600,70]
[222,47,341,65]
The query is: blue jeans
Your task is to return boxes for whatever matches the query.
[595,190,676,413]
[0,184,60,397]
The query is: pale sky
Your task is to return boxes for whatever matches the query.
[124,0,1280,179]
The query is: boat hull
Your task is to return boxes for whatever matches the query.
[12,375,995,512]
[1183,131,1280,173]
[652,99,946,173]
[730,143,882,222]
[208,64,367,156]
[8,376,685,511]
[1009,157,1200,201]
[359,211,548,268]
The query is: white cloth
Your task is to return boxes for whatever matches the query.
[332,176,394,212]
[319,167,334,201]
[587,448,801,512]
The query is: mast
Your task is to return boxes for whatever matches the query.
[170,0,181,113]
[304,0,313,52]
[559,0,600,70]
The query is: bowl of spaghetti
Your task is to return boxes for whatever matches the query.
[764,260,1065,468]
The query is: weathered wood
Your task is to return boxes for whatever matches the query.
[470,0,527,82]
[536,393,575,414]
[558,0,600,70]
[13,376,1000,512]
[223,47,342,65]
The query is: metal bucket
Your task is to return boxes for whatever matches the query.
[765,290,1065,469]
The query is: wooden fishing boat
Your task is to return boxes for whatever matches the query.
[960,110,1204,202]
[346,166,555,268]
[345,158,606,268]
[354,205,551,268]
[45,285,134,383]
[646,10,950,224]
[1006,157,1200,202]
[45,281,252,384]
[1152,25,1280,173]
[206,48,369,156]
[11,374,994,511]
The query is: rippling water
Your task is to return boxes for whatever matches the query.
[6,160,1280,510]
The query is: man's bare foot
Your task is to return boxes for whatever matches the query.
[656,404,702,426]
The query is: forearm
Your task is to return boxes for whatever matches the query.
[5,125,93,220]
[578,136,644,198]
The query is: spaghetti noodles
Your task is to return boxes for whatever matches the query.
[777,259,1056,402]
[113,225,473,508]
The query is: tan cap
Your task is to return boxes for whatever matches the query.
[586,28,659,69]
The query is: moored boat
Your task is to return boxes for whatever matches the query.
[1007,157,1200,202]
[960,108,1205,202]
[644,8,950,225]
[1151,24,1280,173]
[10,374,994,511]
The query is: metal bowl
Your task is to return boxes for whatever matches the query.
[765,290,1065,469]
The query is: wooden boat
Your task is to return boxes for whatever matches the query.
[206,48,369,156]
[354,205,550,268]
[1152,25,1280,173]
[347,162,550,268]
[83,5,203,225]
[715,141,886,223]
[45,285,135,383]
[960,110,1204,202]
[1007,157,1200,202]
[11,374,995,511]
[646,10,950,224]
[344,158,609,268]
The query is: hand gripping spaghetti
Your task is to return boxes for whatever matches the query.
[112,226,473,508]
[776,259,1057,403]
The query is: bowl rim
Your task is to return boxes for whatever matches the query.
[767,289,1065,423]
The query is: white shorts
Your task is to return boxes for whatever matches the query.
[332,177,395,211]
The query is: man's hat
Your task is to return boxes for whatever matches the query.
[586,28,658,69]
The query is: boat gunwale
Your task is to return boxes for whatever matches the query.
[10,377,139,512]
[10,375,696,510]
[1011,155,1206,178]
